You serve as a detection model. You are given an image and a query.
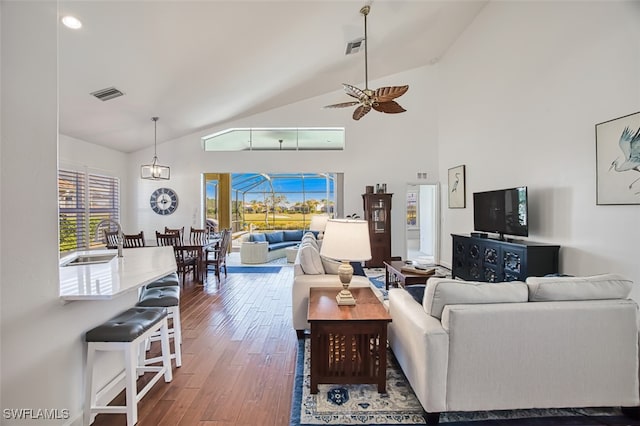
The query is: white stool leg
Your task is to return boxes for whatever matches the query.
[84,343,96,426]
[124,344,139,426]
[159,318,173,382]
[170,306,182,367]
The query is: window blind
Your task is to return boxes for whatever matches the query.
[58,169,120,253]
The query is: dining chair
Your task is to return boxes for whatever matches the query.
[103,230,120,249]
[123,231,145,248]
[206,228,232,280]
[156,231,196,284]
[164,226,184,244]
[189,227,209,245]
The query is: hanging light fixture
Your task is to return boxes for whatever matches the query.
[140,117,170,180]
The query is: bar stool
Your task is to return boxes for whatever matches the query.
[145,272,180,289]
[84,307,172,426]
[136,280,182,367]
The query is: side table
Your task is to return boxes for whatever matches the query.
[285,245,299,263]
[307,287,392,393]
[384,260,435,290]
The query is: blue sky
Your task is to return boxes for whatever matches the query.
[206,173,335,204]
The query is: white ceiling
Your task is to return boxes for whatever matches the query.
[58,0,487,153]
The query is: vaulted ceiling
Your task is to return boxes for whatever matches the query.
[58,0,487,153]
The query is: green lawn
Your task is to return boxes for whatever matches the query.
[240,212,314,230]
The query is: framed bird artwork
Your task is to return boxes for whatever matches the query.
[596,111,640,205]
[448,165,466,208]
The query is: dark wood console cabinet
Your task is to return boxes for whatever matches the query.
[451,234,560,282]
[363,193,392,268]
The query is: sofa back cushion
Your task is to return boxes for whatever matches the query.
[283,230,303,241]
[526,273,632,301]
[265,231,284,244]
[298,243,324,275]
[423,278,528,319]
[249,233,266,242]
[301,233,319,250]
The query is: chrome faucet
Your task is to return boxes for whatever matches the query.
[95,219,123,258]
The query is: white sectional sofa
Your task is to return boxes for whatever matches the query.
[387,274,639,425]
[291,232,383,337]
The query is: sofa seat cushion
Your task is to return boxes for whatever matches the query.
[423,278,528,319]
[267,241,298,251]
[526,273,633,302]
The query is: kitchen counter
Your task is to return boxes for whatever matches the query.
[59,246,177,301]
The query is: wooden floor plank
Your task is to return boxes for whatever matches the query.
[90,266,298,425]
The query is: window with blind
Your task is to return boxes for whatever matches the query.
[58,169,120,253]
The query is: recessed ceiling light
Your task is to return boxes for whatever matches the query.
[61,16,82,29]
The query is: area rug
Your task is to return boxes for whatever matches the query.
[226,266,282,274]
[368,275,388,300]
[290,338,633,426]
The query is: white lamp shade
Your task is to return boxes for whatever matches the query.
[309,215,329,232]
[319,219,371,261]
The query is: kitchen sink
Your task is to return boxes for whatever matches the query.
[62,253,116,266]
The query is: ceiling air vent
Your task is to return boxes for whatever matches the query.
[90,87,124,101]
[345,37,365,55]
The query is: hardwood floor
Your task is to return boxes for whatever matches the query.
[91,265,298,426]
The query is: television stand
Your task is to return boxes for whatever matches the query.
[451,234,560,282]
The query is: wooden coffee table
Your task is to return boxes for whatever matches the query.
[384,260,438,290]
[308,287,392,393]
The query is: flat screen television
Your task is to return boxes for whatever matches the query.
[473,186,528,239]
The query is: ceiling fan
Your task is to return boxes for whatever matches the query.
[324,5,409,121]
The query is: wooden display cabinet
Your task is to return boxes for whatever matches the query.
[362,193,392,268]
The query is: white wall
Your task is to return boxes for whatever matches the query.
[129,65,440,257]
[437,1,640,300]
[59,134,131,230]
[3,1,638,423]
[1,3,139,425]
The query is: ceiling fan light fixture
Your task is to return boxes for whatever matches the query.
[141,117,171,180]
[324,4,409,121]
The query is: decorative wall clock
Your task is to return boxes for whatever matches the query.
[150,187,178,215]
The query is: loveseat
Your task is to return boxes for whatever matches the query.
[387,274,639,425]
[291,232,383,337]
[240,230,308,264]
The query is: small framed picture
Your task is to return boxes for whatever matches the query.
[448,165,466,208]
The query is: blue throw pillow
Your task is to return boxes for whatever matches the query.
[283,230,303,241]
[405,285,426,304]
[250,233,266,242]
[350,261,365,277]
[265,231,284,244]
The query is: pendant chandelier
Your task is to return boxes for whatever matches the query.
[140,116,170,180]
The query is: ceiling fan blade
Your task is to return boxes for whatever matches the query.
[353,105,371,120]
[372,101,406,114]
[374,85,409,102]
[323,101,360,109]
[343,83,367,100]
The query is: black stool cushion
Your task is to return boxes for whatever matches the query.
[137,286,180,308]
[146,272,180,288]
[85,307,167,342]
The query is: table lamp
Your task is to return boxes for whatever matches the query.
[308,214,329,239]
[319,219,371,305]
